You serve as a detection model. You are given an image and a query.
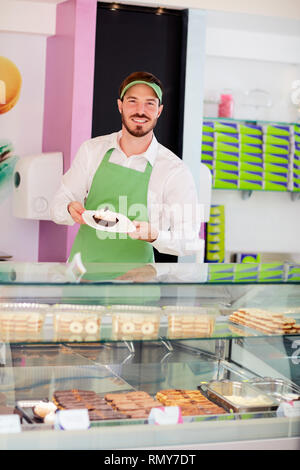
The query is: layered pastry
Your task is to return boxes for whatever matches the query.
[52,304,104,342]
[167,314,215,339]
[111,313,160,340]
[156,389,226,416]
[229,308,300,335]
[105,391,160,419]
[93,208,119,227]
[0,303,48,342]
[163,306,217,339]
[111,305,161,340]
[52,389,126,421]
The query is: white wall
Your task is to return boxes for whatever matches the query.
[202,14,300,259]
[212,190,300,257]
[0,0,57,35]
[0,32,47,261]
[203,56,300,123]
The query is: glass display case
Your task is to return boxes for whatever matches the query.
[0,261,299,450]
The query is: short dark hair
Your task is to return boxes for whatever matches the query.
[119,71,163,103]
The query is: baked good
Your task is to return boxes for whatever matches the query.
[44,412,56,425]
[0,303,48,342]
[111,306,161,340]
[163,306,216,339]
[229,308,299,335]
[167,314,215,339]
[52,389,128,421]
[104,391,160,418]
[93,208,119,227]
[33,402,57,420]
[156,389,226,416]
[52,305,104,342]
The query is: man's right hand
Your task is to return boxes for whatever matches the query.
[67,201,86,224]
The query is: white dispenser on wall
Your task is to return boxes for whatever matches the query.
[13,152,63,220]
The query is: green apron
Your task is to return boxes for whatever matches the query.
[69,148,154,265]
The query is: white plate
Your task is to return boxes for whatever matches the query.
[82,210,136,233]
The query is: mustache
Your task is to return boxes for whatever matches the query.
[130,114,150,120]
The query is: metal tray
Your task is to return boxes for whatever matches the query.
[247,377,300,402]
[198,380,279,413]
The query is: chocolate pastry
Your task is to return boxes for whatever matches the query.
[92,210,119,228]
[104,391,160,419]
[52,389,129,422]
[88,409,127,421]
[93,216,119,227]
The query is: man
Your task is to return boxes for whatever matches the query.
[50,71,202,263]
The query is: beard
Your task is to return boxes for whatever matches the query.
[121,112,158,138]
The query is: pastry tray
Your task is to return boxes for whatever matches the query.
[198,380,279,413]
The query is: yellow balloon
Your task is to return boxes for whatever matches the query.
[0,56,22,114]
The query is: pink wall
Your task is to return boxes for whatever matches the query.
[39,0,97,261]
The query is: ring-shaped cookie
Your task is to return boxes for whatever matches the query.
[141,322,155,335]
[69,321,83,334]
[84,321,98,334]
[121,321,135,334]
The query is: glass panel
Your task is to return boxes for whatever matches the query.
[0,262,299,286]
[0,340,298,448]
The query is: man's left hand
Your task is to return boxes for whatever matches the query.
[129,221,158,243]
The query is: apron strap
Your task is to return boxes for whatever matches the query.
[102,147,115,164]
[103,147,153,176]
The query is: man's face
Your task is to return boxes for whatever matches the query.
[117,83,163,138]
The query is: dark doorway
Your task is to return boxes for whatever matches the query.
[92,3,188,262]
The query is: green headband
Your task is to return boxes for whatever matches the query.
[120,80,162,103]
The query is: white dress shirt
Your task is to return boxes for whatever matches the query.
[50,131,203,257]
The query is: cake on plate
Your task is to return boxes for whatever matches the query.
[92,208,119,227]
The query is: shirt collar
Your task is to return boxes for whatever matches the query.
[114,130,158,167]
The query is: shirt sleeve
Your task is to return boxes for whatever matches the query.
[150,165,203,257]
[50,141,90,225]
